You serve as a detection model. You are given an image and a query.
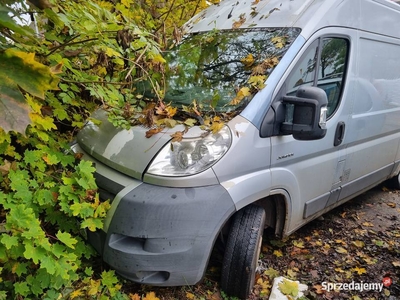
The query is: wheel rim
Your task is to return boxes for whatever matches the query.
[249,233,263,290]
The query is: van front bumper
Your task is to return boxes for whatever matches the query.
[89,182,235,286]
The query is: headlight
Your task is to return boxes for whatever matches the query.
[147,126,232,176]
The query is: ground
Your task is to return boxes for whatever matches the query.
[123,184,400,300]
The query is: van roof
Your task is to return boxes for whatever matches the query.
[184,0,400,40]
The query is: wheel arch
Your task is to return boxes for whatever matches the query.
[220,190,291,239]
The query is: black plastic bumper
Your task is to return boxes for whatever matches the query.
[88,182,235,286]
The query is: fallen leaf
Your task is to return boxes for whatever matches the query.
[170,130,185,143]
[392,261,400,267]
[0,160,11,176]
[229,87,251,106]
[387,202,396,208]
[352,240,365,248]
[310,270,319,278]
[335,246,348,254]
[292,240,305,248]
[145,127,163,138]
[143,292,160,300]
[232,14,246,29]
[273,250,283,257]
[313,284,325,294]
[240,53,254,67]
[287,269,297,279]
[129,293,141,300]
[362,222,374,227]
[352,266,367,275]
[209,121,224,134]
[278,278,299,297]
[264,267,279,279]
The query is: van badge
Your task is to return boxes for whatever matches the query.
[278,153,294,160]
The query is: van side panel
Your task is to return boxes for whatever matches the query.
[341,32,400,199]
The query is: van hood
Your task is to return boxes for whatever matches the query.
[76,109,204,179]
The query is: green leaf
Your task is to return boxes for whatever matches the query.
[40,256,56,275]
[7,205,36,230]
[56,231,77,249]
[81,217,103,232]
[24,242,46,264]
[0,49,60,133]
[14,262,29,276]
[101,270,119,288]
[14,282,30,297]
[0,234,19,250]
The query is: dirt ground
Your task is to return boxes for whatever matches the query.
[124,184,400,300]
[251,184,400,300]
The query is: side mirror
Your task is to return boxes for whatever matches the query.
[280,86,328,140]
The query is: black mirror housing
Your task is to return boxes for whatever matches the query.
[281,86,328,140]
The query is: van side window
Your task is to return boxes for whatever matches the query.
[286,37,349,118]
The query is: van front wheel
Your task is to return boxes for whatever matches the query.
[388,173,400,189]
[221,205,266,299]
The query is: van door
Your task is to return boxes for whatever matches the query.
[269,33,352,232]
[338,31,400,200]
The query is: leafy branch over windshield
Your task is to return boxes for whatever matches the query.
[125,27,300,137]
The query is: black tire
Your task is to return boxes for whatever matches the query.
[387,173,400,189]
[221,205,266,299]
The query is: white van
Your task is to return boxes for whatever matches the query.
[72,0,400,298]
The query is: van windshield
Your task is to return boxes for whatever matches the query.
[138,28,301,113]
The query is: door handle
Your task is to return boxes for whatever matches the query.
[334,122,345,146]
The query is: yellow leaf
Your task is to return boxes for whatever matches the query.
[165,106,177,118]
[229,87,251,106]
[292,240,304,248]
[362,222,374,227]
[334,267,345,273]
[248,75,266,90]
[352,240,365,248]
[97,66,107,76]
[271,37,285,49]
[129,293,141,300]
[105,47,121,57]
[384,289,390,297]
[335,247,348,254]
[30,113,57,131]
[287,269,297,279]
[352,266,367,275]
[241,53,254,67]
[70,289,84,299]
[186,292,195,299]
[273,250,283,257]
[143,292,160,300]
[121,0,131,8]
[278,278,299,297]
[210,121,224,134]
[88,279,101,296]
[152,54,166,64]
